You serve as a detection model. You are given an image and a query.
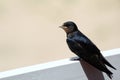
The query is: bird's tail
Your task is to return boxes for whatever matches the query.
[106,70,113,79]
[102,56,116,70]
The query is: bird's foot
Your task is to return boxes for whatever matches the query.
[70,57,81,61]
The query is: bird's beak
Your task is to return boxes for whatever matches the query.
[59,25,69,33]
[59,26,67,29]
[59,26,64,28]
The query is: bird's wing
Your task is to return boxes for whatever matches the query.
[74,35,116,70]
[66,38,83,53]
[74,35,100,54]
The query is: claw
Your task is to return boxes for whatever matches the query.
[70,57,81,61]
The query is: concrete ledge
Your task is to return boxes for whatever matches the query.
[0,48,120,80]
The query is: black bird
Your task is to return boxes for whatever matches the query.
[60,21,116,79]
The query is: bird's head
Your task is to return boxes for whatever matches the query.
[59,21,78,34]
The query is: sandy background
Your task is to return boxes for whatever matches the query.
[0,0,120,71]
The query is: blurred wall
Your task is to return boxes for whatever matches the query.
[0,0,120,71]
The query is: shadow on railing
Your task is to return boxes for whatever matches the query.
[0,48,120,80]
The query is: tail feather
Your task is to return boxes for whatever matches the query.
[102,56,116,70]
[106,70,113,79]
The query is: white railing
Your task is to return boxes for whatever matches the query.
[0,48,120,80]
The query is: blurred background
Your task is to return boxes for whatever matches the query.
[0,0,120,71]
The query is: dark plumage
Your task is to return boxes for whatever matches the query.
[60,21,116,79]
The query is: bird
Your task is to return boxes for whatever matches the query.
[59,21,116,79]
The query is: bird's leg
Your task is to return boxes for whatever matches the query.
[70,56,82,61]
